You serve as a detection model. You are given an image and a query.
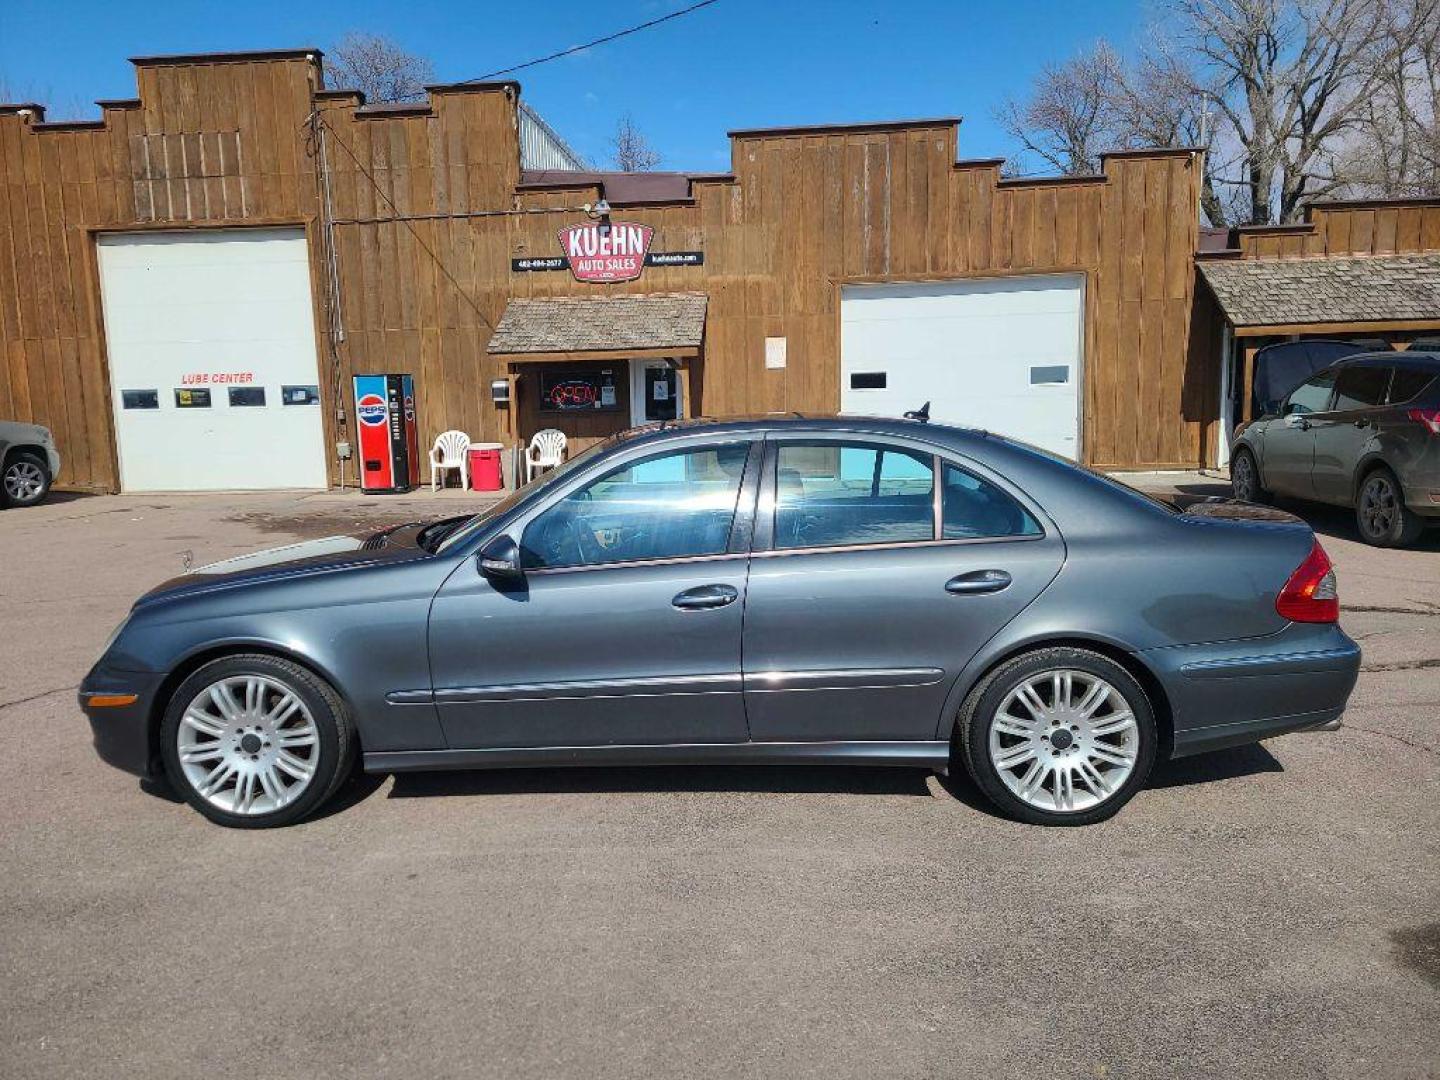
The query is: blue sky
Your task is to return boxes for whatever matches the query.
[0,0,1145,171]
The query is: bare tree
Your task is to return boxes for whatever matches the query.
[1334,0,1440,196]
[1001,1,1414,225]
[325,32,434,104]
[1169,0,1401,224]
[995,43,1125,175]
[610,114,662,172]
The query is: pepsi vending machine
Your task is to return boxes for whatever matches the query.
[353,374,420,493]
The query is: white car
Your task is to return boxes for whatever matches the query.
[1,421,60,508]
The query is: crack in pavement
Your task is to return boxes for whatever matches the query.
[1345,604,1440,617]
[0,686,77,711]
[1345,723,1440,757]
[1361,658,1440,673]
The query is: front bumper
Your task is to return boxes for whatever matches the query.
[79,664,166,780]
[45,445,61,480]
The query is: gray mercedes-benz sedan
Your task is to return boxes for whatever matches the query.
[81,415,1360,828]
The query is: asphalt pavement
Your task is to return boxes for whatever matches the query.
[1,481,1436,1079]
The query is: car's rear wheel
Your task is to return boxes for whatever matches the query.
[2,450,51,508]
[160,654,354,828]
[957,648,1157,826]
[1230,447,1267,504]
[1355,467,1425,547]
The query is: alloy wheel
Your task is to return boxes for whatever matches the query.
[1359,474,1397,540]
[1232,453,1256,501]
[175,675,320,816]
[4,460,45,502]
[987,669,1140,813]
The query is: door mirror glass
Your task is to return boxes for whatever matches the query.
[478,535,523,581]
[520,443,749,569]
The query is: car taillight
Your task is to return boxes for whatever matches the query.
[1407,408,1440,435]
[1276,540,1339,623]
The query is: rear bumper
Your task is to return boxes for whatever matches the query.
[1141,625,1361,759]
[79,664,165,780]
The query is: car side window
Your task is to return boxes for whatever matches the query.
[1331,366,1390,411]
[520,443,750,569]
[942,463,1042,540]
[1284,371,1337,415]
[774,441,934,549]
[1388,366,1436,405]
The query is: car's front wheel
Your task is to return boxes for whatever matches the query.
[160,654,355,828]
[1230,447,1267,504]
[2,450,51,508]
[956,648,1157,826]
[1355,466,1425,547]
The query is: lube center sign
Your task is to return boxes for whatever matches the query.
[558,221,654,283]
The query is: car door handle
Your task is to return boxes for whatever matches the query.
[945,569,1012,595]
[672,584,739,610]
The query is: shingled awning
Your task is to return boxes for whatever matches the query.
[1198,254,1440,334]
[488,292,708,361]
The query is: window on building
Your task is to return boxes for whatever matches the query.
[1389,367,1436,405]
[228,387,266,407]
[174,388,211,408]
[121,389,159,410]
[282,385,320,406]
[942,463,1042,540]
[520,443,750,569]
[774,441,934,550]
[1283,371,1336,415]
[1331,366,1390,411]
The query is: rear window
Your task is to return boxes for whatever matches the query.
[1332,366,1390,410]
[1389,367,1436,405]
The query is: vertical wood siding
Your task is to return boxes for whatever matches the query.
[0,54,1210,492]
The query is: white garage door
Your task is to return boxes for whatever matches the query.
[840,275,1084,459]
[98,229,328,491]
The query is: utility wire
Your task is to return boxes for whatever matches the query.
[463,0,723,82]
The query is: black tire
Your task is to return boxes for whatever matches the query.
[159,654,355,828]
[1355,466,1425,548]
[1230,447,1268,504]
[955,647,1158,827]
[2,450,52,508]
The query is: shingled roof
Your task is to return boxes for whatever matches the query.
[1198,254,1440,329]
[488,292,708,356]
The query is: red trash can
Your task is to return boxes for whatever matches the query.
[468,443,504,491]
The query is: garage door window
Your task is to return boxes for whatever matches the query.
[775,442,935,549]
[174,388,211,408]
[229,387,267,407]
[942,463,1041,539]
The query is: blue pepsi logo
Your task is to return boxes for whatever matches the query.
[357,393,388,426]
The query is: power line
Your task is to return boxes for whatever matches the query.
[463,0,724,82]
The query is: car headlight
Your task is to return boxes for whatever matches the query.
[97,615,130,660]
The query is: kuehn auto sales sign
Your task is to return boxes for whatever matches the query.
[558,221,654,283]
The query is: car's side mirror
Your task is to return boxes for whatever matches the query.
[477,535,523,581]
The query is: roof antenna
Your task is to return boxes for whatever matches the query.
[903,401,931,423]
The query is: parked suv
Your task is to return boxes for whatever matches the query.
[0,421,60,508]
[1230,351,1440,546]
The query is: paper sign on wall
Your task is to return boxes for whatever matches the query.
[765,337,787,370]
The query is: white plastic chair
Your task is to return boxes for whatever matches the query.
[526,429,568,482]
[429,430,471,491]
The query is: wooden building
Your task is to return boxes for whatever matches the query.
[8,47,1428,494]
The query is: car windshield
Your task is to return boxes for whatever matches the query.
[432,437,617,554]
